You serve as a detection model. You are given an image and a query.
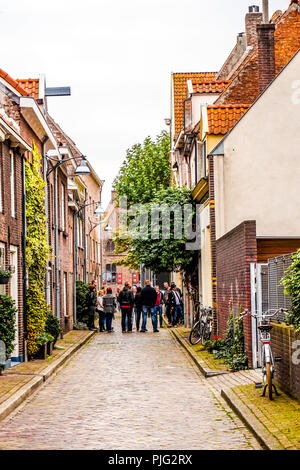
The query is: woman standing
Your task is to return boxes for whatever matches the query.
[102,287,117,333]
[97,290,106,332]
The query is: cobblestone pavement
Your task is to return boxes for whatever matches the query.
[0,318,261,450]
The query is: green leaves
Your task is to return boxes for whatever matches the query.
[281,249,300,330]
[25,144,51,356]
[0,294,17,360]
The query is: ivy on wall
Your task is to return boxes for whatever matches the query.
[25,144,51,356]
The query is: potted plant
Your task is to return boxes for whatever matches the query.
[0,270,12,285]
[34,332,54,359]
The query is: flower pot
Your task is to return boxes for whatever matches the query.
[47,342,53,356]
[33,344,47,360]
[0,276,10,285]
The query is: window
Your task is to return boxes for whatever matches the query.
[61,184,65,231]
[10,150,15,218]
[0,244,5,295]
[0,153,2,213]
[63,273,68,317]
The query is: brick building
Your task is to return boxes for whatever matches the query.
[0,69,56,363]
[102,191,139,294]
[170,0,300,350]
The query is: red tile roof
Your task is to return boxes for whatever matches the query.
[207,105,249,135]
[0,69,28,96]
[16,79,39,100]
[192,80,230,94]
[172,72,217,138]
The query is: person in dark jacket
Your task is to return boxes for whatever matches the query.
[134,286,143,331]
[102,287,117,332]
[86,284,98,331]
[118,282,134,332]
[140,280,159,333]
[169,283,183,327]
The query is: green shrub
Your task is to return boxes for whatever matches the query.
[0,294,17,360]
[76,280,90,324]
[45,310,62,345]
[281,249,300,331]
[212,308,248,371]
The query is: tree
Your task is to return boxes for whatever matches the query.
[113,131,171,206]
[113,133,196,274]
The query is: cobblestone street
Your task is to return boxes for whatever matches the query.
[0,319,261,450]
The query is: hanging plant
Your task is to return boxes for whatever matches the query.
[25,143,51,357]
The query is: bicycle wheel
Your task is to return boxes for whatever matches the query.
[201,324,211,345]
[189,321,202,345]
[266,362,273,400]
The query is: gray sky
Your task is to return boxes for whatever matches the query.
[1,0,288,207]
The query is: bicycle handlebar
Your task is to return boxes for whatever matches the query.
[240,308,288,320]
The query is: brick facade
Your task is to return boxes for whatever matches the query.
[271,324,300,400]
[257,24,276,93]
[216,221,257,363]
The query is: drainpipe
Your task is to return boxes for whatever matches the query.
[54,165,60,323]
[83,190,87,283]
[21,154,27,362]
[73,211,78,324]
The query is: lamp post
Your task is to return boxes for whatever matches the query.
[45,151,91,324]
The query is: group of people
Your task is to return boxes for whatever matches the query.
[85,279,183,334]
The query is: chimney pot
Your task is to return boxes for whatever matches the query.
[245,7,263,47]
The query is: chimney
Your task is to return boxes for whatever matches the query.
[245,6,263,48]
[262,0,269,23]
[257,23,276,93]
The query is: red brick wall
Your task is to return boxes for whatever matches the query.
[257,24,276,94]
[271,324,300,400]
[216,221,257,362]
[0,142,24,358]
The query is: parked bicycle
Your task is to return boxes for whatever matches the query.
[240,308,287,400]
[189,305,213,346]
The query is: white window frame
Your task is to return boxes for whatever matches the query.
[61,184,65,232]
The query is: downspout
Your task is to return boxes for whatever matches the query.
[83,190,87,283]
[21,153,27,362]
[54,165,60,323]
[73,210,78,324]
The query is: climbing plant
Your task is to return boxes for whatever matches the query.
[25,144,51,356]
[0,294,17,359]
[281,249,300,331]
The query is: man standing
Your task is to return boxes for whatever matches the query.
[85,283,98,331]
[163,281,172,327]
[140,280,159,333]
[169,283,183,328]
[154,285,164,328]
[118,282,134,333]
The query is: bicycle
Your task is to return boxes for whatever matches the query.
[189,305,213,346]
[240,308,287,400]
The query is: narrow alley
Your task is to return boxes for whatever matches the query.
[0,322,260,450]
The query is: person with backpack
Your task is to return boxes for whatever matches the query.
[117,282,134,332]
[102,287,117,333]
[85,283,98,331]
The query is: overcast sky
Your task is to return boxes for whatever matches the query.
[1,0,288,207]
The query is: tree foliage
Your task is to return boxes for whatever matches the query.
[113,132,196,274]
[113,131,171,206]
